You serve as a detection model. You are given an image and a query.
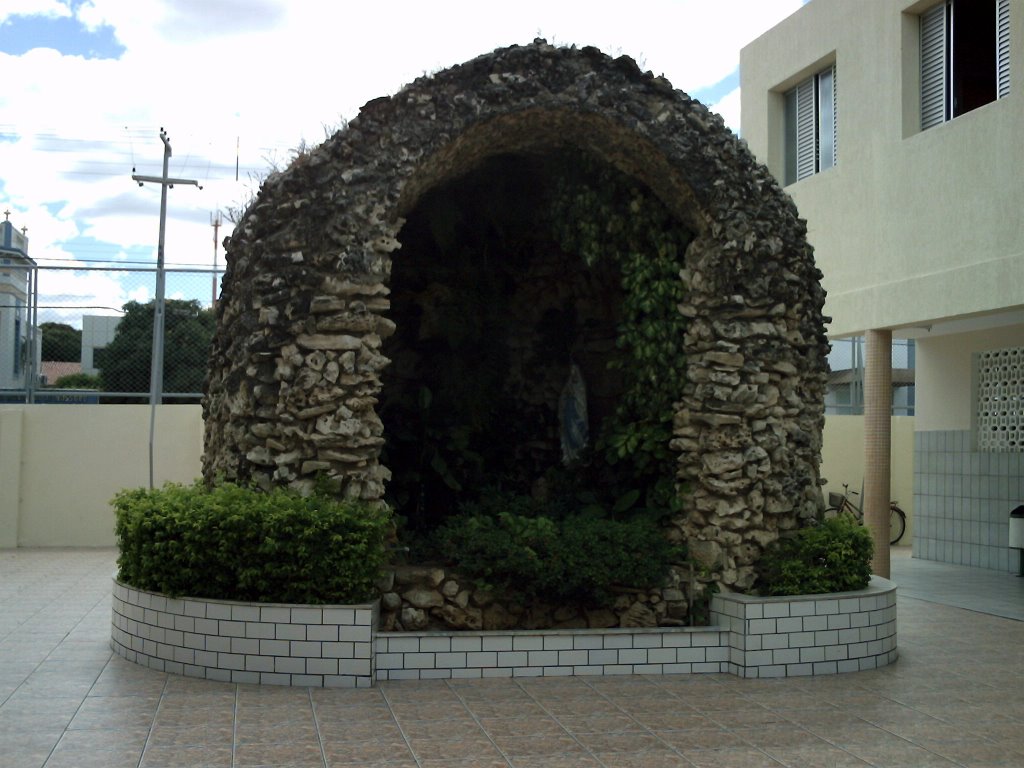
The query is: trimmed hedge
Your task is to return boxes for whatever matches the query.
[113,482,391,604]
[755,515,874,597]
[432,502,682,606]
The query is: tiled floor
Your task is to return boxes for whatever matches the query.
[2,547,1024,767]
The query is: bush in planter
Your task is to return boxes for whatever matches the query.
[755,515,873,597]
[431,491,683,606]
[113,481,391,604]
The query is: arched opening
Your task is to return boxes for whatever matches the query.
[380,147,695,537]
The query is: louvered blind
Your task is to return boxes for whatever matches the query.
[921,2,948,130]
[794,76,817,181]
[831,65,838,166]
[997,0,1010,99]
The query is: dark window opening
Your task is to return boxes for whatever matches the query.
[952,0,997,117]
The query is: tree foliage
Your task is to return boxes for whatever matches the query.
[40,322,81,362]
[97,299,214,393]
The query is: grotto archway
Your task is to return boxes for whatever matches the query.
[203,41,830,590]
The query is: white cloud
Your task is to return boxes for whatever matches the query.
[709,87,742,134]
[3,0,804,323]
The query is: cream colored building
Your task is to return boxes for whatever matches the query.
[742,0,1023,572]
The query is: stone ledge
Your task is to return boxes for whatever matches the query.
[110,577,897,685]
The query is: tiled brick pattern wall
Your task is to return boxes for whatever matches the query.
[914,430,1024,571]
[374,629,730,681]
[711,577,898,678]
[112,579,898,685]
[110,582,377,687]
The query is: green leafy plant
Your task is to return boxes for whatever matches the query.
[547,153,691,513]
[431,490,683,606]
[113,481,391,604]
[755,516,874,596]
[51,372,100,389]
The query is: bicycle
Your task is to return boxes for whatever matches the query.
[824,483,907,545]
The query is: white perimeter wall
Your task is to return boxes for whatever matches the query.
[0,405,203,547]
[0,405,909,548]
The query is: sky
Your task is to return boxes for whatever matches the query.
[0,0,805,327]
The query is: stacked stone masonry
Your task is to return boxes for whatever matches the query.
[203,40,830,595]
[111,579,895,686]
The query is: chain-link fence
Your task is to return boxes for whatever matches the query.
[826,336,916,416]
[0,263,218,404]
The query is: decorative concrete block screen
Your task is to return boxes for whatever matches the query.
[112,579,896,685]
[203,40,830,598]
[976,346,1023,452]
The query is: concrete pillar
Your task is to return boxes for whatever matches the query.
[864,330,892,578]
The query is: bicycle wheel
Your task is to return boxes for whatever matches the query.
[890,506,907,545]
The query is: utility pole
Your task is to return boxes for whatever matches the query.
[133,128,201,489]
[210,212,222,309]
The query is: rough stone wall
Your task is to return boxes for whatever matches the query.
[203,40,829,596]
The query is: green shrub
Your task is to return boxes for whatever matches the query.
[431,491,682,606]
[113,482,391,604]
[52,372,100,389]
[755,515,874,596]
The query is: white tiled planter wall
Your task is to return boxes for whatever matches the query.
[375,628,730,681]
[111,577,897,685]
[710,576,898,678]
[110,581,377,687]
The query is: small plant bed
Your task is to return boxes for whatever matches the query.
[754,515,874,597]
[113,481,391,604]
[378,487,692,632]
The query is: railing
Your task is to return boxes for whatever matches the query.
[0,263,218,404]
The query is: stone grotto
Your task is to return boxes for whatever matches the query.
[202,40,830,631]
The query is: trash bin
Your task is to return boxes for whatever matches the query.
[1010,506,1024,576]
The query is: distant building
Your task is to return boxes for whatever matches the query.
[81,315,122,376]
[0,216,36,390]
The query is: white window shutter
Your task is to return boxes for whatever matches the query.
[794,76,817,181]
[830,64,837,166]
[921,2,948,130]
[997,0,1010,99]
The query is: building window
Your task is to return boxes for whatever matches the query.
[784,65,836,185]
[921,0,1010,131]
[975,346,1022,452]
[826,336,915,416]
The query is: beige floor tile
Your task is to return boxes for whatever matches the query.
[576,730,675,754]
[140,745,233,768]
[656,728,748,751]
[681,746,786,767]
[407,735,505,761]
[477,716,564,738]
[733,725,831,750]
[554,712,641,734]
[316,720,402,741]
[488,733,589,758]
[761,746,871,767]
[588,752,695,768]
[147,723,236,747]
[233,741,326,767]
[508,756,603,768]
[321,738,415,764]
